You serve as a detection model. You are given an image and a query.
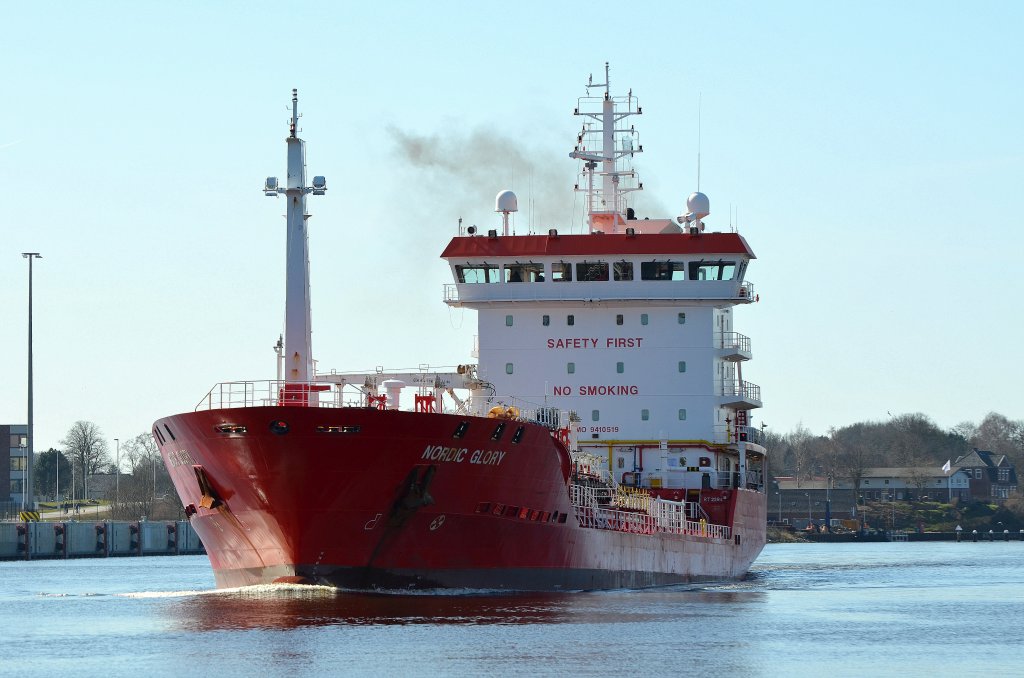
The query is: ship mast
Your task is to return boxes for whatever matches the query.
[264,89,327,384]
[570,62,643,233]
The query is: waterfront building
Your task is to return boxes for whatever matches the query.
[954,449,1018,501]
[2,424,29,517]
[774,466,973,525]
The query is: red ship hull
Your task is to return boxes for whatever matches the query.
[154,407,766,590]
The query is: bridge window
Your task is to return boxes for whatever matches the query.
[678,409,687,420]
[592,410,600,422]
[616,362,624,374]
[641,409,650,421]
[616,314,623,325]
[542,315,550,326]
[505,315,513,326]
[641,313,648,325]
[567,314,575,326]
[678,313,686,324]
[505,363,514,374]
[552,262,573,282]
[576,262,608,282]
[504,263,545,283]
[678,361,686,373]
[689,261,737,281]
[613,261,633,281]
[567,363,575,374]
[641,261,685,281]
[456,265,501,283]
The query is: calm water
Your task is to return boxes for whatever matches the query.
[1,542,1022,677]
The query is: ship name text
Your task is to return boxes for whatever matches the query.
[421,445,506,466]
[546,337,644,349]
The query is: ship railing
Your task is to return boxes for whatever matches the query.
[720,331,751,353]
[713,424,766,447]
[651,499,732,540]
[443,280,758,304]
[195,380,345,411]
[569,483,731,540]
[722,379,761,402]
[569,482,614,509]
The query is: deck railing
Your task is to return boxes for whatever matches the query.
[720,331,751,353]
[569,483,731,540]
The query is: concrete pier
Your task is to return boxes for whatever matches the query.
[0,520,204,560]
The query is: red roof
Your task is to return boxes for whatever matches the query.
[440,232,756,259]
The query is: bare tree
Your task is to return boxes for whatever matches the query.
[832,424,883,498]
[120,432,159,474]
[110,431,178,520]
[60,421,110,500]
[969,412,1024,469]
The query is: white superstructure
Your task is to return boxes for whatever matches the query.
[441,66,765,494]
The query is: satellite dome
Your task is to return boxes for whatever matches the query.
[495,190,519,213]
[686,191,710,219]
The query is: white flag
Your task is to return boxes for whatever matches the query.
[942,459,951,474]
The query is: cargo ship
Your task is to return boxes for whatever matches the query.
[153,66,768,590]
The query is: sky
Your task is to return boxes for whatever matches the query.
[2,1,1022,454]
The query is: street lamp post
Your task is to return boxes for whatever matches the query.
[18,438,27,512]
[775,492,782,523]
[22,252,42,511]
[115,438,120,516]
[805,492,811,525]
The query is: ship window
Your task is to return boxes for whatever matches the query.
[567,314,575,326]
[678,409,687,421]
[567,363,575,374]
[576,261,609,282]
[552,262,573,282]
[678,313,686,324]
[475,502,491,514]
[592,410,600,422]
[153,427,165,445]
[505,363,514,374]
[678,361,686,373]
[641,261,685,281]
[491,422,506,441]
[689,261,737,281]
[453,421,470,439]
[558,514,568,523]
[542,315,550,326]
[505,315,513,326]
[511,426,525,444]
[641,314,648,325]
[616,314,623,325]
[641,409,650,421]
[504,263,544,283]
[613,261,633,281]
[455,265,501,284]
[616,362,624,374]
[505,506,520,517]
[163,424,177,441]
